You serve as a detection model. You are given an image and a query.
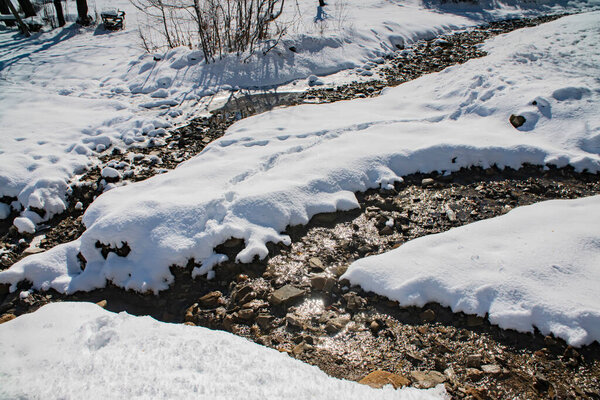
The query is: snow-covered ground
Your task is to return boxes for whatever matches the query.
[343,196,600,347]
[2,11,599,294]
[1,0,599,230]
[0,302,446,399]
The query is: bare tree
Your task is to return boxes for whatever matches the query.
[132,0,286,63]
[16,0,35,17]
[76,0,91,25]
[53,0,65,26]
[3,0,30,36]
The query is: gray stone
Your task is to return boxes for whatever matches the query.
[269,285,305,306]
[343,292,367,310]
[409,371,446,389]
[308,257,325,271]
[325,316,350,333]
[481,364,502,375]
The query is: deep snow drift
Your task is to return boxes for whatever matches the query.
[1,0,598,231]
[0,302,446,399]
[343,196,600,347]
[2,12,599,297]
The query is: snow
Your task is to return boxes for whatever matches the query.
[13,216,35,234]
[2,12,599,297]
[1,0,598,232]
[343,196,600,347]
[0,302,446,399]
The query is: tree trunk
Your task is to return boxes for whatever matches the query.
[0,0,17,27]
[53,0,65,26]
[4,0,30,36]
[76,0,89,25]
[16,0,35,17]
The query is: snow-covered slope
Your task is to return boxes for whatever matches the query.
[1,0,598,230]
[343,196,600,347]
[2,12,598,296]
[0,302,446,399]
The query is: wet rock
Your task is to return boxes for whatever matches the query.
[481,364,502,375]
[255,313,275,331]
[269,285,305,306]
[409,370,446,389]
[359,370,410,389]
[509,114,526,128]
[0,313,16,324]
[236,308,256,321]
[343,292,367,310]
[466,354,482,368]
[379,225,394,235]
[310,273,335,291]
[199,291,223,307]
[466,315,484,327]
[286,313,305,329]
[420,309,436,322]
[325,316,350,333]
[308,257,325,272]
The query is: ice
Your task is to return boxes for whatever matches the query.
[343,196,600,347]
[0,302,446,399]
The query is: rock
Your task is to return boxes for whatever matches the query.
[466,315,484,327]
[183,321,196,326]
[379,225,394,235]
[22,247,44,257]
[223,314,235,331]
[325,316,350,333]
[310,273,335,291]
[420,309,436,322]
[343,292,367,310]
[466,354,482,368]
[0,313,16,324]
[236,308,256,321]
[222,238,244,248]
[466,368,484,382]
[292,342,312,356]
[96,300,107,308]
[410,371,446,389]
[286,313,305,329]
[308,257,325,272]
[0,284,8,298]
[509,114,526,128]
[421,178,435,187]
[369,321,381,333]
[481,364,502,375]
[256,313,275,331]
[199,291,223,307]
[269,285,305,306]
[359,370,410,389]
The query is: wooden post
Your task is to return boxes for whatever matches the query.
[4,0,30,36]
[0,0,16,27]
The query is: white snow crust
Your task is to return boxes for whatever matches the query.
[1,0,598,230]
[343,196,600,346]
[0,302,446,399]
[2,12,599,297]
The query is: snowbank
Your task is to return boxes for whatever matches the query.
[0,302,446,399]
[1,0,598,231]
[343,196,600,347]
[2,12,599,296]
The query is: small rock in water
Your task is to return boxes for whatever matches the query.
[409,370,446,389]
[269,285,305,306]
